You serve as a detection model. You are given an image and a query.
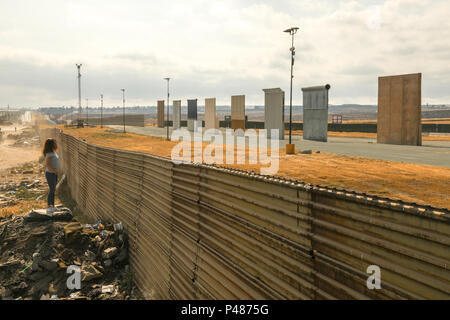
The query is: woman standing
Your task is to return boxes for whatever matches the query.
[43,138,59,210]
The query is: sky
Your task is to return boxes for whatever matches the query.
[0,0,449,108]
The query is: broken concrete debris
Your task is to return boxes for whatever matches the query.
[0,207,136,300]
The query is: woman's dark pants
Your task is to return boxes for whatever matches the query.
[45,172,58,206]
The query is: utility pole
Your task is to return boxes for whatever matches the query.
[76,64,82,123]
[283,27,299,154]
[164,78,170,140]
[100,94,103,128]
[121,89,126,133]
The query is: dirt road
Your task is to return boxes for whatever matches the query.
[0,125,41,172]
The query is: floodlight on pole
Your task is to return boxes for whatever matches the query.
[76,64,82,122]
[121,89,126,133]
[164,78,170,140]
[284,27,299,154]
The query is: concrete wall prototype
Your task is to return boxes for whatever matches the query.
[41,127,450,300]
[205,98,218,130]
[378,73,422,146]
[231,95,245,130]
[302,85,331,142]
[187,99,198,132]
[263,88,285,140]
[173,100,181,130]
[157,100,165,128]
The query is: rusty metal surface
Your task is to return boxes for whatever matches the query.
[40,128,450,300]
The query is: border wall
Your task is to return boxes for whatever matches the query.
[79,114,145,127]
[40,128,450,300]
[163,121,450,133]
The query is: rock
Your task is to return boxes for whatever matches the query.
[64,222,83,244]
[102,247,118,259]
[24,207,72,223]
[30,275,53,297]
[102,285,114,294]
[29,271,48,281]
[40,259,58,271]
[88,288,102,298]
[0,286,12,300]
[81,263,103,282]
[84,250,96,261]
[31,252,41,272]
[48,280,67,297]
[300,150,313,154]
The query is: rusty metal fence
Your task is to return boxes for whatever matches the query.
[40,128,450,300]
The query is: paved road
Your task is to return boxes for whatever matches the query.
[109,126,450,168]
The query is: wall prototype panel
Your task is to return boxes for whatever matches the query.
[231,95,245,130]
[263,88,285,140]
[187,99,198,132]
[302,85,330,142]
[157,100,165,128]
[205,98,218,130]
[173,100,181,130]
[377,73,422,146]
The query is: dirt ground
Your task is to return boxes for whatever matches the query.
[56,126,450,209]
[0,125,41,171]
[0,124,52,217]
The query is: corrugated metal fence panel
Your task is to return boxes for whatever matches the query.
[195,167,315,299]
[134,155,174,299]
[311,190,450,299]
[95,147,115,222]
[39,128,450,300]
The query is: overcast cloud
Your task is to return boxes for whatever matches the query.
[0,0,449,107]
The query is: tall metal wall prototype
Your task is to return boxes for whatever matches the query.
[205,98,218,130]
[302,85,330,142]
[263,88,285,140]
[231,95,245,130]
[187,99,198,132]
[173,100,181,130]
[157,100,165,128]
[378,73,422,146]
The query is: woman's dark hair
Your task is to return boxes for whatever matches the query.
[43,139,57,156]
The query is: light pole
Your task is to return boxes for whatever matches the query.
[164,78,170,140]
[100,94,103,128]
[284,27,299,154]
[76,64,82,123]
[121,89,126,133]
[86,98,89,126]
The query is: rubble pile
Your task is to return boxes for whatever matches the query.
[7,128,40,147]
[0,207,136,300]
[0,163,47,208]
